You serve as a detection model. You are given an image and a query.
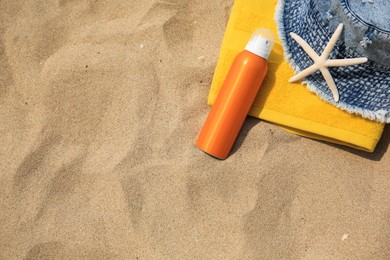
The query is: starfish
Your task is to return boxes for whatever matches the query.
[288,23,368,102]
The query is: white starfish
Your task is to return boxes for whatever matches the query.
[289,23,368,102]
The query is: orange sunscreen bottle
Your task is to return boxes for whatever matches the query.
[196,29,275,159]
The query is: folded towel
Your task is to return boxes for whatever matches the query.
[208,0,384,152]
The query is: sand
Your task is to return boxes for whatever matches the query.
[0,0,389,259]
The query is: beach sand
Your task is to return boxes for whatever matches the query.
[0,0,389,259]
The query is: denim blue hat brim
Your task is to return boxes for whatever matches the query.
[275,0,390,123]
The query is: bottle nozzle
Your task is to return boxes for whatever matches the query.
[245,28,275,59]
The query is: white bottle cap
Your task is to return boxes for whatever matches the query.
[245,28,275,60]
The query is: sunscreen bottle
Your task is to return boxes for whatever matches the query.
[196,29,275,159]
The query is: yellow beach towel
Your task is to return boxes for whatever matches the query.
[208,0,384,152]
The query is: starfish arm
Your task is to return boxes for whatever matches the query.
[322,23,344,59]
[325,57,368,67]
[320,68,340,102]
[289,64,320,82]
[290,32,320,61]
